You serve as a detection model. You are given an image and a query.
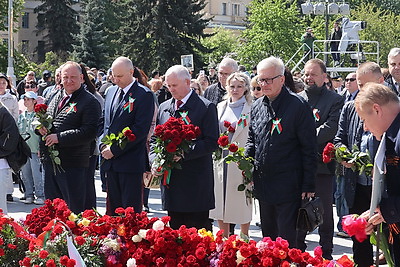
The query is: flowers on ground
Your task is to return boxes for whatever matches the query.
[322,142,373,176]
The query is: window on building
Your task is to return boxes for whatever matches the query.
[22,12,29,28]
[232,4,240,16]
[222,3,227,15]
[21,40,29,54]
[37,41,45,63]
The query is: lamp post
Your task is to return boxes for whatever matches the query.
[7,0,16,88]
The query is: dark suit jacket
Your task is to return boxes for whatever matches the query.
[246,87,317,204]
[150,91,218,212]
[100,80,155,173]
[40,86,101,168]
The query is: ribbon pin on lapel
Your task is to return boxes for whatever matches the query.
[179,111,191,124]
[271,118,282,135]
[65,103,77,114]
[313,108,320,122]
[123,97,135,113]
[237,114,249,128]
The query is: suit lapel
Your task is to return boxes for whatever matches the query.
[112,81,137,122]
[231,102,251,142]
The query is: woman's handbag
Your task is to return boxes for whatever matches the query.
[296,197,324,233]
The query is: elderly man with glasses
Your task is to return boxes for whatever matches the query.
[245,56,317,249]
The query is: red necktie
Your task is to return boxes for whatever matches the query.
[176,100,183,110]
[58,95,70,110]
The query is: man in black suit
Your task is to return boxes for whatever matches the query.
[150,65,218,230]
[38,61,101,214]
[385,47,400,96]
[245,56,317,248]
[100,57,155,215]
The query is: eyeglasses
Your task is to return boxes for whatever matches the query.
[257,75,282,85]
[345,78,356,82]
[25,84,36,89]
[252,87,262,91]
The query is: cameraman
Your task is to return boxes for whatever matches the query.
[301,27,316,61]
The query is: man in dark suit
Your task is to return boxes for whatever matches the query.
[100,57,155,215]
[385,47,400,96]
[150,65,218,230]
[298,58,344,259]
[38,61,101,214]
[245,56,317,248]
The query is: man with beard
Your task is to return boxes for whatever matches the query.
[298,58,344,259]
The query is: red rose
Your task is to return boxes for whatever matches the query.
[194,126,201,136]
[227,126,235,133]
[217,135,229,147]
[39,250,49,259]
[75,236,85,246]
[185,130,196,140]
[322,142,335,163]
[67,259,76,267]
[166,142,177,153]
[59,255,69,265]
[7,243,17,249]
[46,259,56,267]
[127,133,136,142]
[115,207,125,214]
[123,129,132,137]
[154,125,163,137]
[223,121,231,128]
[21,257,31,266]
[228,143,238,153]
[195,247,206,260]
[0,238,3,246]
[34,104,48,113]
[172,137,182,145]
[0,248,4,256]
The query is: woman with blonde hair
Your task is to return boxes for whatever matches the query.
[210,72,252,237]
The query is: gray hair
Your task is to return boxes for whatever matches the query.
[165,65,191,81]
[388,48,400,61]
[219,58,238,72]
[257,56,285,75]
[112,56,134,70]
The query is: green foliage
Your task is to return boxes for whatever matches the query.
[34,52,66,79]
[0,41,38,79]
[200,27,239,68]
[72,0,110,69]
[237,0,304,68]
[349,0,400,15]
[111,0,211,74]
[0,0,24,31]
[351,2,400,66]
[35,0,79,61]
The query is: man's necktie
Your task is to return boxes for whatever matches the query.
[176,100,183,110]
[346,93,352,102]
[58,95,70,111]
[112,89,124,114]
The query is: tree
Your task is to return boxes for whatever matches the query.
[0,0,24,31]
[112,0,211,74]
[351,2,400,65]
[348,0,400,15]
[237,0,304,68]
[72,0,110,69]
[200,27,239,68]
[35,0,79,61]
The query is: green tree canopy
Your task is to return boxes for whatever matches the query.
[35,0,79,61]
[72,0,110,69]
[237,0,304,68]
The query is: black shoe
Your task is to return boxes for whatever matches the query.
[6,194,13,202]
[322,252,333,260]
[143,206,150,212]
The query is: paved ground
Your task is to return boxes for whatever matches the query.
[6,171,380,262]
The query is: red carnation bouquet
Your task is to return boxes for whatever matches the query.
[101,127,136,150]
[151,117,201,186]
[32,104,63,173]
[322,142,373,177]
[216,121,254,204]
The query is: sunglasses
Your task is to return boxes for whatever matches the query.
[25,84,36,89]
[252,87,262,91]
[345,78,356,82]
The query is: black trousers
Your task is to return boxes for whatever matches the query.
[84,155,97,210]
[106,171,143,215]
[349,183,373,267]
[168,210,212,231]
[44,162,87,214]
[259,199,300,249]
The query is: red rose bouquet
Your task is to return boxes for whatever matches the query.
[151,117,201,186]
[101,127,136,150]
[215,121,254,204]
[322,142,373,177]
[32,104,63,173]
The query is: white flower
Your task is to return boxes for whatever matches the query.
[152,220,165,231]
[126,258,137,267]
[236,250,245,265]
[138,229,148,239]
[131,234,142,243]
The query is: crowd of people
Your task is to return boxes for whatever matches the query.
[0,47,399,266]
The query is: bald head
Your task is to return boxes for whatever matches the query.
[356,62,384,89]
[111,57,134,88]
